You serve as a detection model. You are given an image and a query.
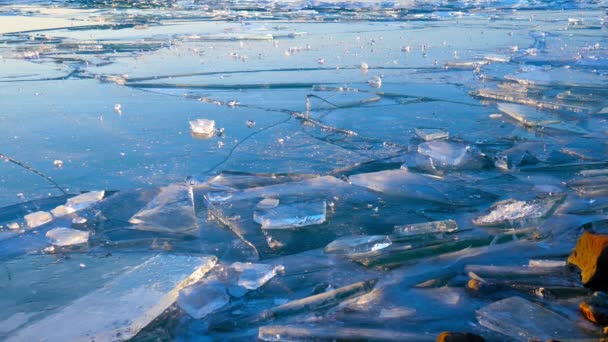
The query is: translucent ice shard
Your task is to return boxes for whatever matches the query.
[394,219,458,237]
[253,200,326,229]
[177,278,229,319]
[50,205,75,218]
[230,262,283,290]
[129,184,198,233]
[473,193,564,227]
[415,128,449,141]
[416,140,487,170]
[349,169,496,206]
[45,228,89,246]
[324,235,392,255]
[24,211,52,229]
[66,191,105,211]
[7,255,217,342]
[477,296,590,340]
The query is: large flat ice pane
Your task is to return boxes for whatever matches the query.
[7,254,217,342]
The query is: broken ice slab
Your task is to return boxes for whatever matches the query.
[50,205,75,218]
[256,198,280,210]
[253,199,326,229]
[477,296,593,341]
[189,118,216,137]
[416,140,488,170]
[230,262,283,290]
[6,254,217,341]
[228,279,378,329]
[24,211,52,228]
[46,227,89,246]
[66,191,105,211]
[324,235,392,255]
[394,219,458,237]
[568,173,608,197]
[473,193,565,227]
[497,103,590,134]
[471,89,592,113]
[129,184,198,234]
[178,278,229,319]
[258,325,434,341]
[465,265,577,287]
[415,128,449,141]
[354,236,494,268]
[348,169,496,206]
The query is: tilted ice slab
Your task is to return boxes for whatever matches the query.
[7,254,217,342]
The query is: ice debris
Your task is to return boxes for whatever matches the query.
[230,262,283,290]
[189,118,216,136]
[324,235,392,255]
[178,279,229,319]
[253,199,326,229]
[24,211,52,228]
[66,191,105,211]
[46,228,90,246]
[129,184,198,233]
[474,194,564,227]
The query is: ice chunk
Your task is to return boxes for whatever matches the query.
[416,140,485,169]
[324,235,392,255]
[129,184,198,233]
[50,205,75,218]
[394,219,458,237]
[45,228,89,246]
[66,191,105,211]
[6,222,20,230]
[189,118,216,136]
[368,76,382,88]
[528,259,566,268]
[253,200,326,229]
[7,255,217,342]
[473,194,564,227]
[415,128,449,141]
[24,211,52,229]
[177,279,229,319]
[477,296,589,340]
[230,262,283,290]
[256,198,279,210]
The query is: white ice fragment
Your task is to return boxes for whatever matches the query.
[177,279,229,319]
[53,160,63,168]
[230,262,283,290]
[528,259,566,268]
[129,184,198,233]
[66,191,105,211]
[360,62,369,70]
[51,205,75,217]
[114,103,122,115]
[46,228,89,246]
[324,235,392,255]
[473,194,563,227]
[256,198,279,210]
[72,216,87,224]
[368,76,382,88]
[379,307,416,319]
[417,140,474,167]
[189,118,216,136]
[24,211,52,228]
[7,222,20,230]
[253,200,326,229]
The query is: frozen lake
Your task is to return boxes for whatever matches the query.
[0,0,607,340]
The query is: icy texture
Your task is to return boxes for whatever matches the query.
[474,194,564,227]
[45,228,89,246]
[23,211,52,228]
[477,296,587,341]
[178,279,229,319]
[324,235,392,255]
[417,141,481,169]
[253,200,327,229]
[129,184,198,233]
[230,262,283,290]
